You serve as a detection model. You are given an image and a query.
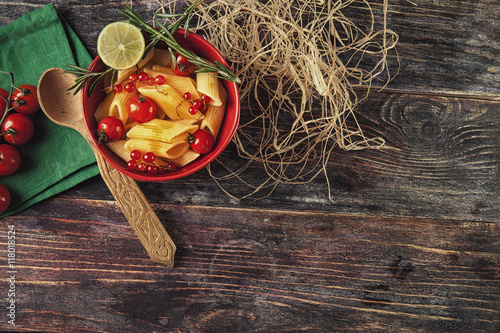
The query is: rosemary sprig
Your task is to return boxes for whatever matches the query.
[65,64,115,96]
[120,2,241,84]
[66,0,239,96]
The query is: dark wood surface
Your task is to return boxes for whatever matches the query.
[1,0,499,332]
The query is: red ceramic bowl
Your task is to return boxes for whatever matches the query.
[82,30,240,181]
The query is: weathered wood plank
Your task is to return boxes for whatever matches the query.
[1,197,498,332]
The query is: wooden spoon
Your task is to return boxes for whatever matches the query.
[38,67,176,268]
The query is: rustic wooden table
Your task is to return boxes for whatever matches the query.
[1,0,499,332]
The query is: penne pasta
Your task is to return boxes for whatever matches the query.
[152,65,175,75]
[138,84,203,120]
[126,119,198,143]
[196,71,222,106]
[201,82,227,139]
[105,140,130,162]
[148,48,172,67]
[124,138,189,160]
[143,68,201,99]
[109,90,137,124]
[94,91,116,123]
[166,150,200,167]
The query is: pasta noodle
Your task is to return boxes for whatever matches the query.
[94,91,116,123]
[201,82,227,139]
[148,48,171,67]
[152,64,175,75]
[166,149,200,167]
[138,84,203,120]
[105,140,130,162]
[109,90,137,124]
[143,68,201,100]
[126,119,199,142]
[196,71,222,106]
[124,138,189,159]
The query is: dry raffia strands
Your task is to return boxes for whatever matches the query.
[163,0,399,201]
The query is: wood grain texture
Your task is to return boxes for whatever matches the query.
[0,0,499,332]
[1,197,499,332]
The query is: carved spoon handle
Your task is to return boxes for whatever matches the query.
[87,138,176,268]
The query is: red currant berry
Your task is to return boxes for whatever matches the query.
[113,84,123,93]
[188,105,198,115]
[147,78,155,86]
[138,72,149,82]
[147,165,159,175]
[143,152,156,163]
[124,82,136,93]
[198,103,205,113]
[130,149,142,161]
[155,75,166,85]
[193,99,203,109]
[183,92,192,100]
[128,73,139,82]
[201,94,212,104]
[127,160,137,171]
[167,162,177,170]
[157,167,166,175]
[136,163,147,172]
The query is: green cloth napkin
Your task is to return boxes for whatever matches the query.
[0,3,99,217]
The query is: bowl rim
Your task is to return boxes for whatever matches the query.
[82,29,240,182]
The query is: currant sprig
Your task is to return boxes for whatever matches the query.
[127,150,177,175]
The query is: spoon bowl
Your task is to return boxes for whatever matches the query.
[37,68,83,127]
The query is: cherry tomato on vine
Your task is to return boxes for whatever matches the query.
[97,116,124,143]
[0,184,11,213]
[10,84,39,115]
[1,112,34,145]
[0,144,21,176]
[188,129,214,154]
[171,53,195,77]
[127,95,157,123]
[0,88,8,119]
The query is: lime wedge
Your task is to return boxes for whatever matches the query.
[97,21,145,70]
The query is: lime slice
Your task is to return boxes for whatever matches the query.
[97,21,145,70]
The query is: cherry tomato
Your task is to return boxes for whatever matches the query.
[0,88,8,119]
[0,184,11,213]
[188,129,214,154]
[0,144,21,175]
[127,95,157,123]
[171,53,195,77]
[97,116,124,143]
[10,84,39,115]
[1,112,34,145]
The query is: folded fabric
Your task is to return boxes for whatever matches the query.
[0,3,99,217]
